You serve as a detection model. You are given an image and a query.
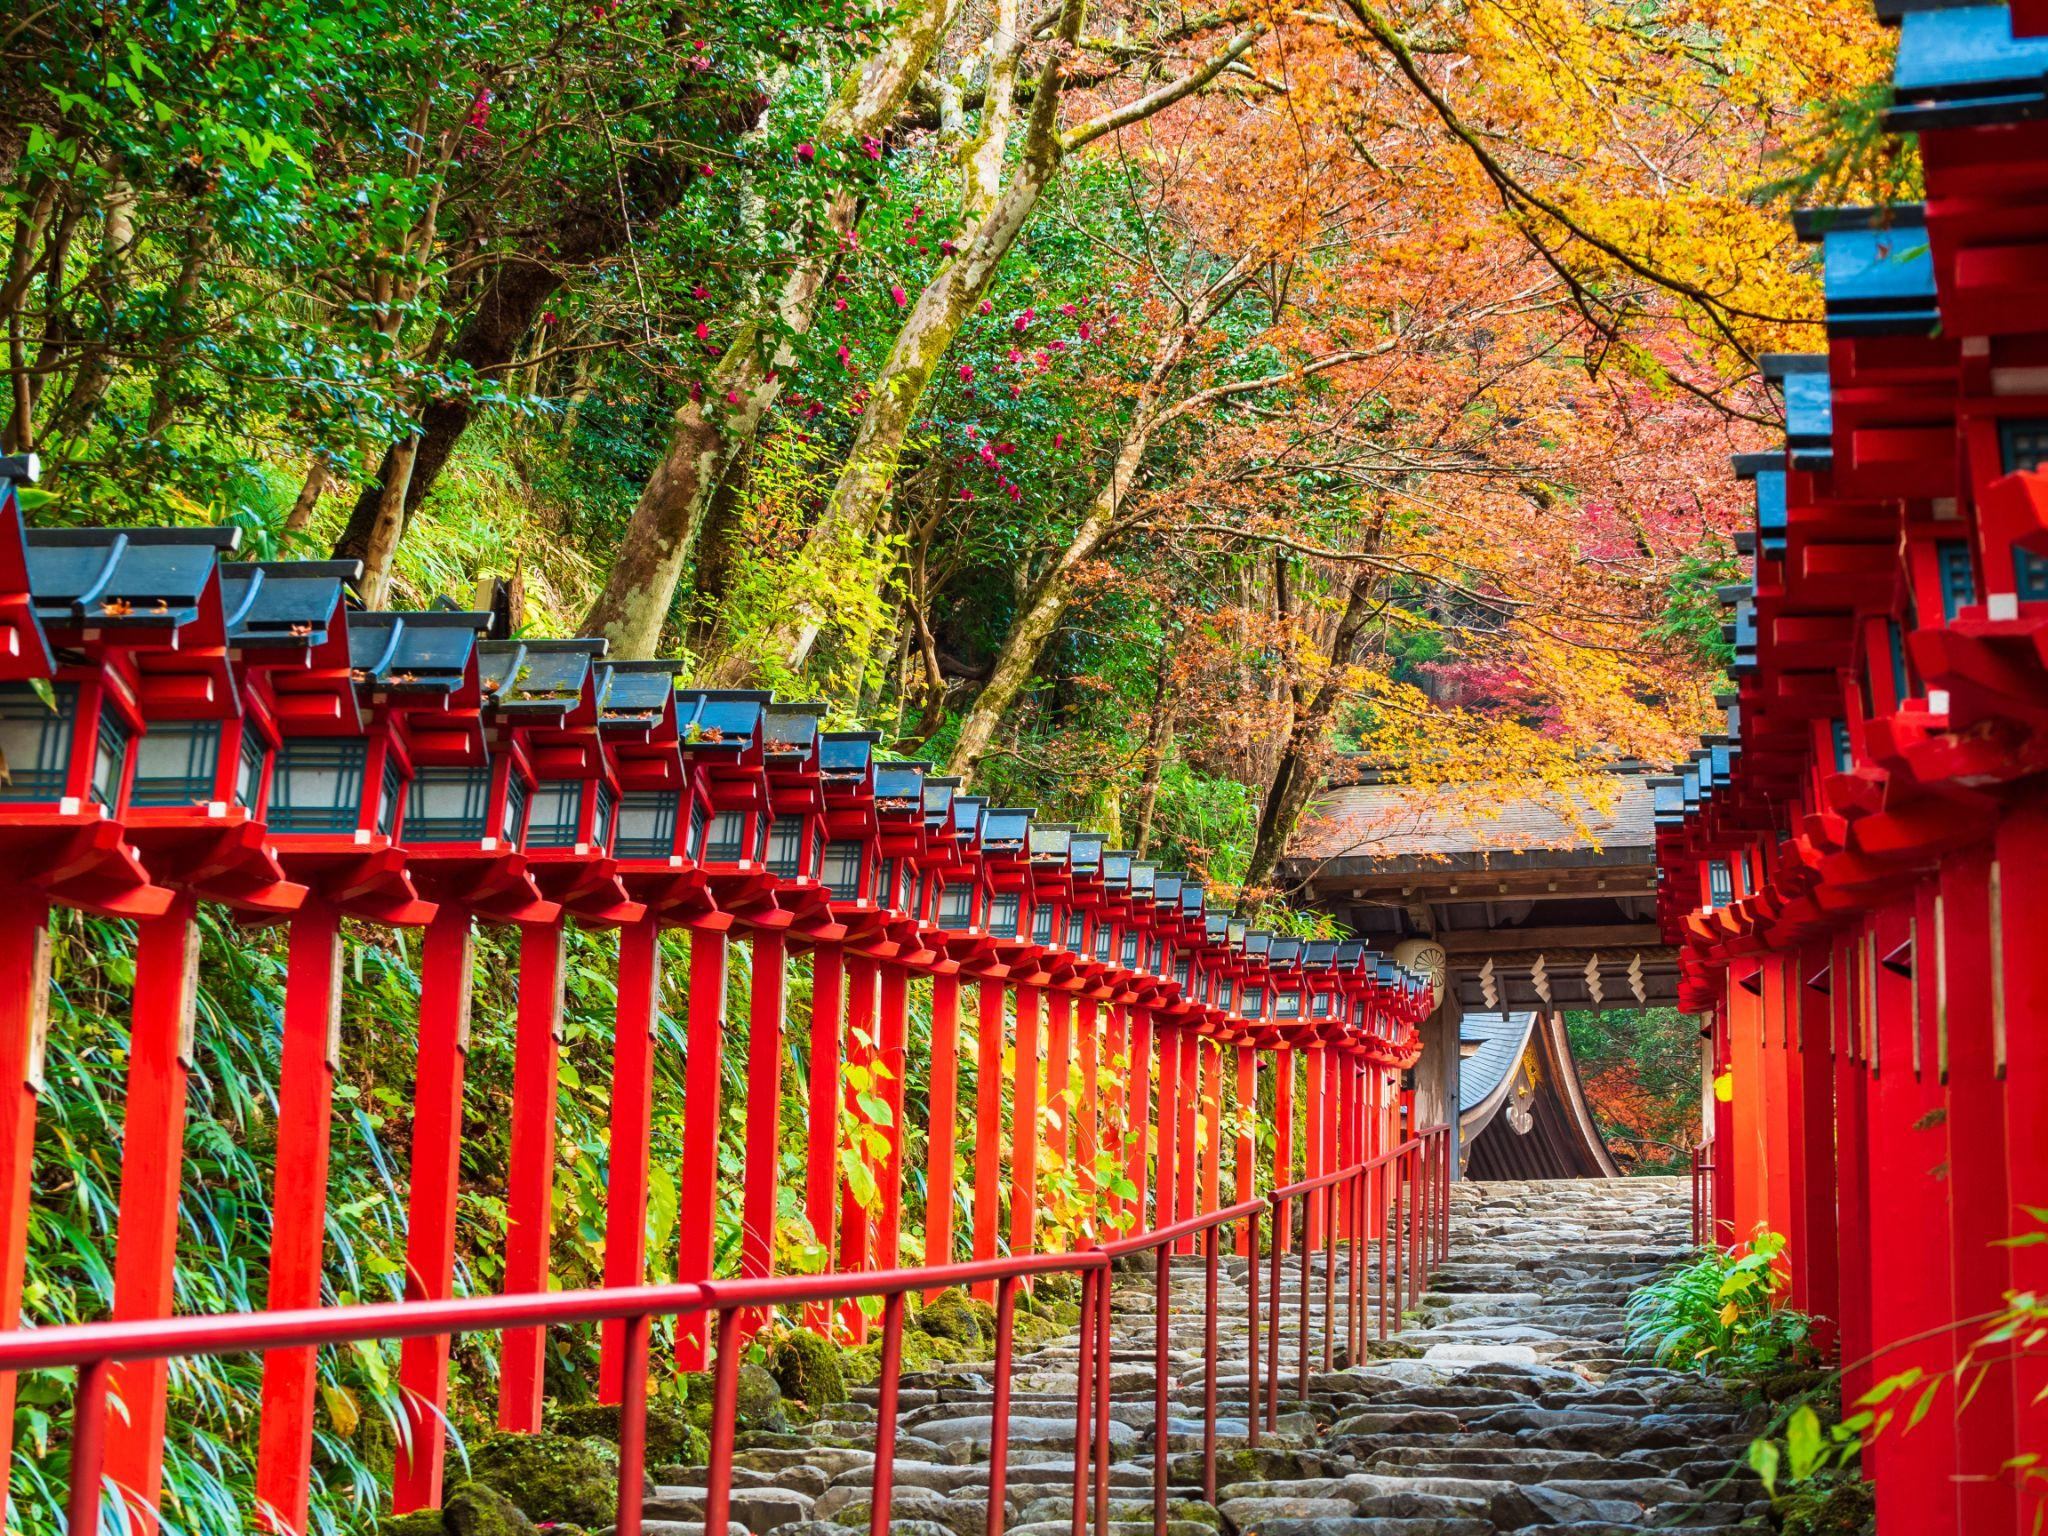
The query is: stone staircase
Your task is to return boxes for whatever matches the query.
[624,1177,1769,1535]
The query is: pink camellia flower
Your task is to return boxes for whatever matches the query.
[692,282,708,299]
[890,285,907,307]
[1007,482,1022,501]
[979,444,997,467]
[689,381,703,401]
[1006,347,1021,364]
[833,297,847,311]
[958,363,974,382]
[1010,383,1023,397]
[995,441,1015,455]
[796,141,815,162]
[836,343,851,366]
[1078,322,1091,341]
[726,389,742,405]
[1048,339,1066,352]
[861,136,882,159]
[695,321,710,342]
[1013,308,1034,332]
[979,300,993,315]
[959,488,973,501]
[940,240,955,255]
[1060,302,1076,317]
[540,311,556,326]
[1054,432,1065,448]
[965,424,978,438]
[699,163,714,177]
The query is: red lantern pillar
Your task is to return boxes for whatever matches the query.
[923,969,962,1272]
[1176,1028,1199,1248]
[971,973,1006,1298]
[601,913,661,1397]
[0,890,50,1520]
[803,940,843,1328]
[875,959,909,1269]
[838,953,879,1332]
[1045,987,1072,1186]
[499,919,568,1431]
[1009,982,1042,1257]
[1999,800,2048,1464]
[1125,1004,1153,1227]
[1076,995,1100,1206]
[1200,1036,1221,1219]
[1234,1041,1257,1256]
[393,905,476,1514]
[1829,931,1873,1407]
[102,890,203,1525]
[1154,1023,1179,1235]
[740,925,789,1303]
[1273,1045,1295,1252]
[676,917,730,1370]
[1303,1045,1326,1248]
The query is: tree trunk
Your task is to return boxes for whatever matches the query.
[356,437,423,609]
[283,459,330,537]
[580,0,961,657]
[1241,563,1384,892]
[1131,647,1174,855]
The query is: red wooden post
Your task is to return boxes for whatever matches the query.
[499,918,568,1431]
[740,926,788,1299]
[1273,1046,1294,1252]
[923,969,962,1273]
[1234,1042,1257,1257]
[1201,1036,1222,1218]
[1125,1004,1153,1227]
[1154,1023,1179,1236]
[103,890,203,1527]
[1176,1028,1198,1247]
[676,917,730,1370]
[838,953,878,1282]
[875,959,909,1270]
[1009,982,1042,1257]
[1303,1046,1326,1248]
[0,890,51,1526]
[1999,801,2048,1465]
[804,941,843,1260]
[1940,845,2018,1534]
[1076,995,1099,1207]
[393,904,475,1514]
[601,913,661,1397]
[1791,944,1838,1350]
[971,974,1006,1298]
[1045,987,1072,1180]
[255,898,347,1530]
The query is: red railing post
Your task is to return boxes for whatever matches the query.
[1125,1004,1153,1227]
[869,1291,906,1536]
[704,1308,742,1536]
[1202,1218,1219,1503]
[804,941,845,1300]
[103,889,202,1526]
[1320,1182,1336,1373]
[971,974,1006,1298]
[601,913,661,1394]
[923,968,962,1277]
[1010,982,1042,1259]
[500,916,568,1430]
[1093,1255,1112,1530]
[677,917,731,1368]
[988,1275,1019,1536]
[1265,1195,1282,1430]
[68,1357,113,1536]
[875,959,909,1270]
[1152,1239,1171,1536]
[0,889,51,1525]
[1296,1188,1311,1402]
[394,903,475,1513]
[255,895,344,1531]
[1247,1205,1262,1448]
[740,925,789,1322]
[1273,1046,1294,1253]
[614,1313,652,1536]
[1070,1264,1096,1536]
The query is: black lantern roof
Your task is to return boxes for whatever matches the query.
[873,759,926,813]
[1374,957,1398,984]
[678,689,768,751]
[1885,2,2048,130]
[922,774,959,829]
[1130,861,1157,896]
[763,701,825,761]
[951,794,986,841]
[1268,936,1303,966]
[1336,940,1366,968]
[1761,354,1834,470]
[348,609,491,693]
[1153,871,1182,906]
[1180,881,1204,916]
[1649,775,1687,827]
[1791,205,1939,336]
[28,526,239,630]
[1100,849,1132,890]
[980,806,1031,853]
[1733,453,1789,559]
[820,730,877,783]
[1226,916,1248,946]
[480,639,604,717]
[1304,938,1339,968]
[596,659,680,727]
[220,561,359,648]
[1243,930,1272,957]
[1206,912,1230,941]
[1069,831,1105,874]
[1027,822,1073,865]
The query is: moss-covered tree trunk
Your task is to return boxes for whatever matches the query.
[579,0,961,657]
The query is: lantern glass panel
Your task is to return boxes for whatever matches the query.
[1093,924,1112,962]
[1149,938,1165,972]
[502,774,529,844]
[235,727,269,811]
[1707,860,1734,907]
[1173,955,1190,987]
[0,683,75,802]
[821,839,864,899]
[1311,991,1333,1017]
[1030,901,1054,943]
[1831,719,1853,773]
[2000,418,2048,475]
[705,809,747,863]
[1120,931,1139,965]
[91,708,130,809]
[938,880,972,927]
[766,814,806,877]
[989,890,1020,938]
[593,780,616,850]
[1242,986,1265,1016]
[1064,913,1084,950]
[877,856,902,908]
[405,764,494,843]
[686,800,709,859]
[615,790,678,859]
[128,719,222,806]
[268,739,367,833]
[1937,540,1976,620]
[1275,990,1301,1019]
[526,780,583,848]
[376,754,402,837]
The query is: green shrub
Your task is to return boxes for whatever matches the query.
[1623,1231,1816,1375]
[768,1328,849,1409]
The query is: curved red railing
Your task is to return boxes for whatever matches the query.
[3,1126,1451,1536]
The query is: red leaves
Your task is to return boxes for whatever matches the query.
[889,284,907,308]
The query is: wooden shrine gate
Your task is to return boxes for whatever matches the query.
[1656,3,2048,1532]
[0,463,1439,1533]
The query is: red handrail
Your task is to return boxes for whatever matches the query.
[22,1127,1454,1536]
